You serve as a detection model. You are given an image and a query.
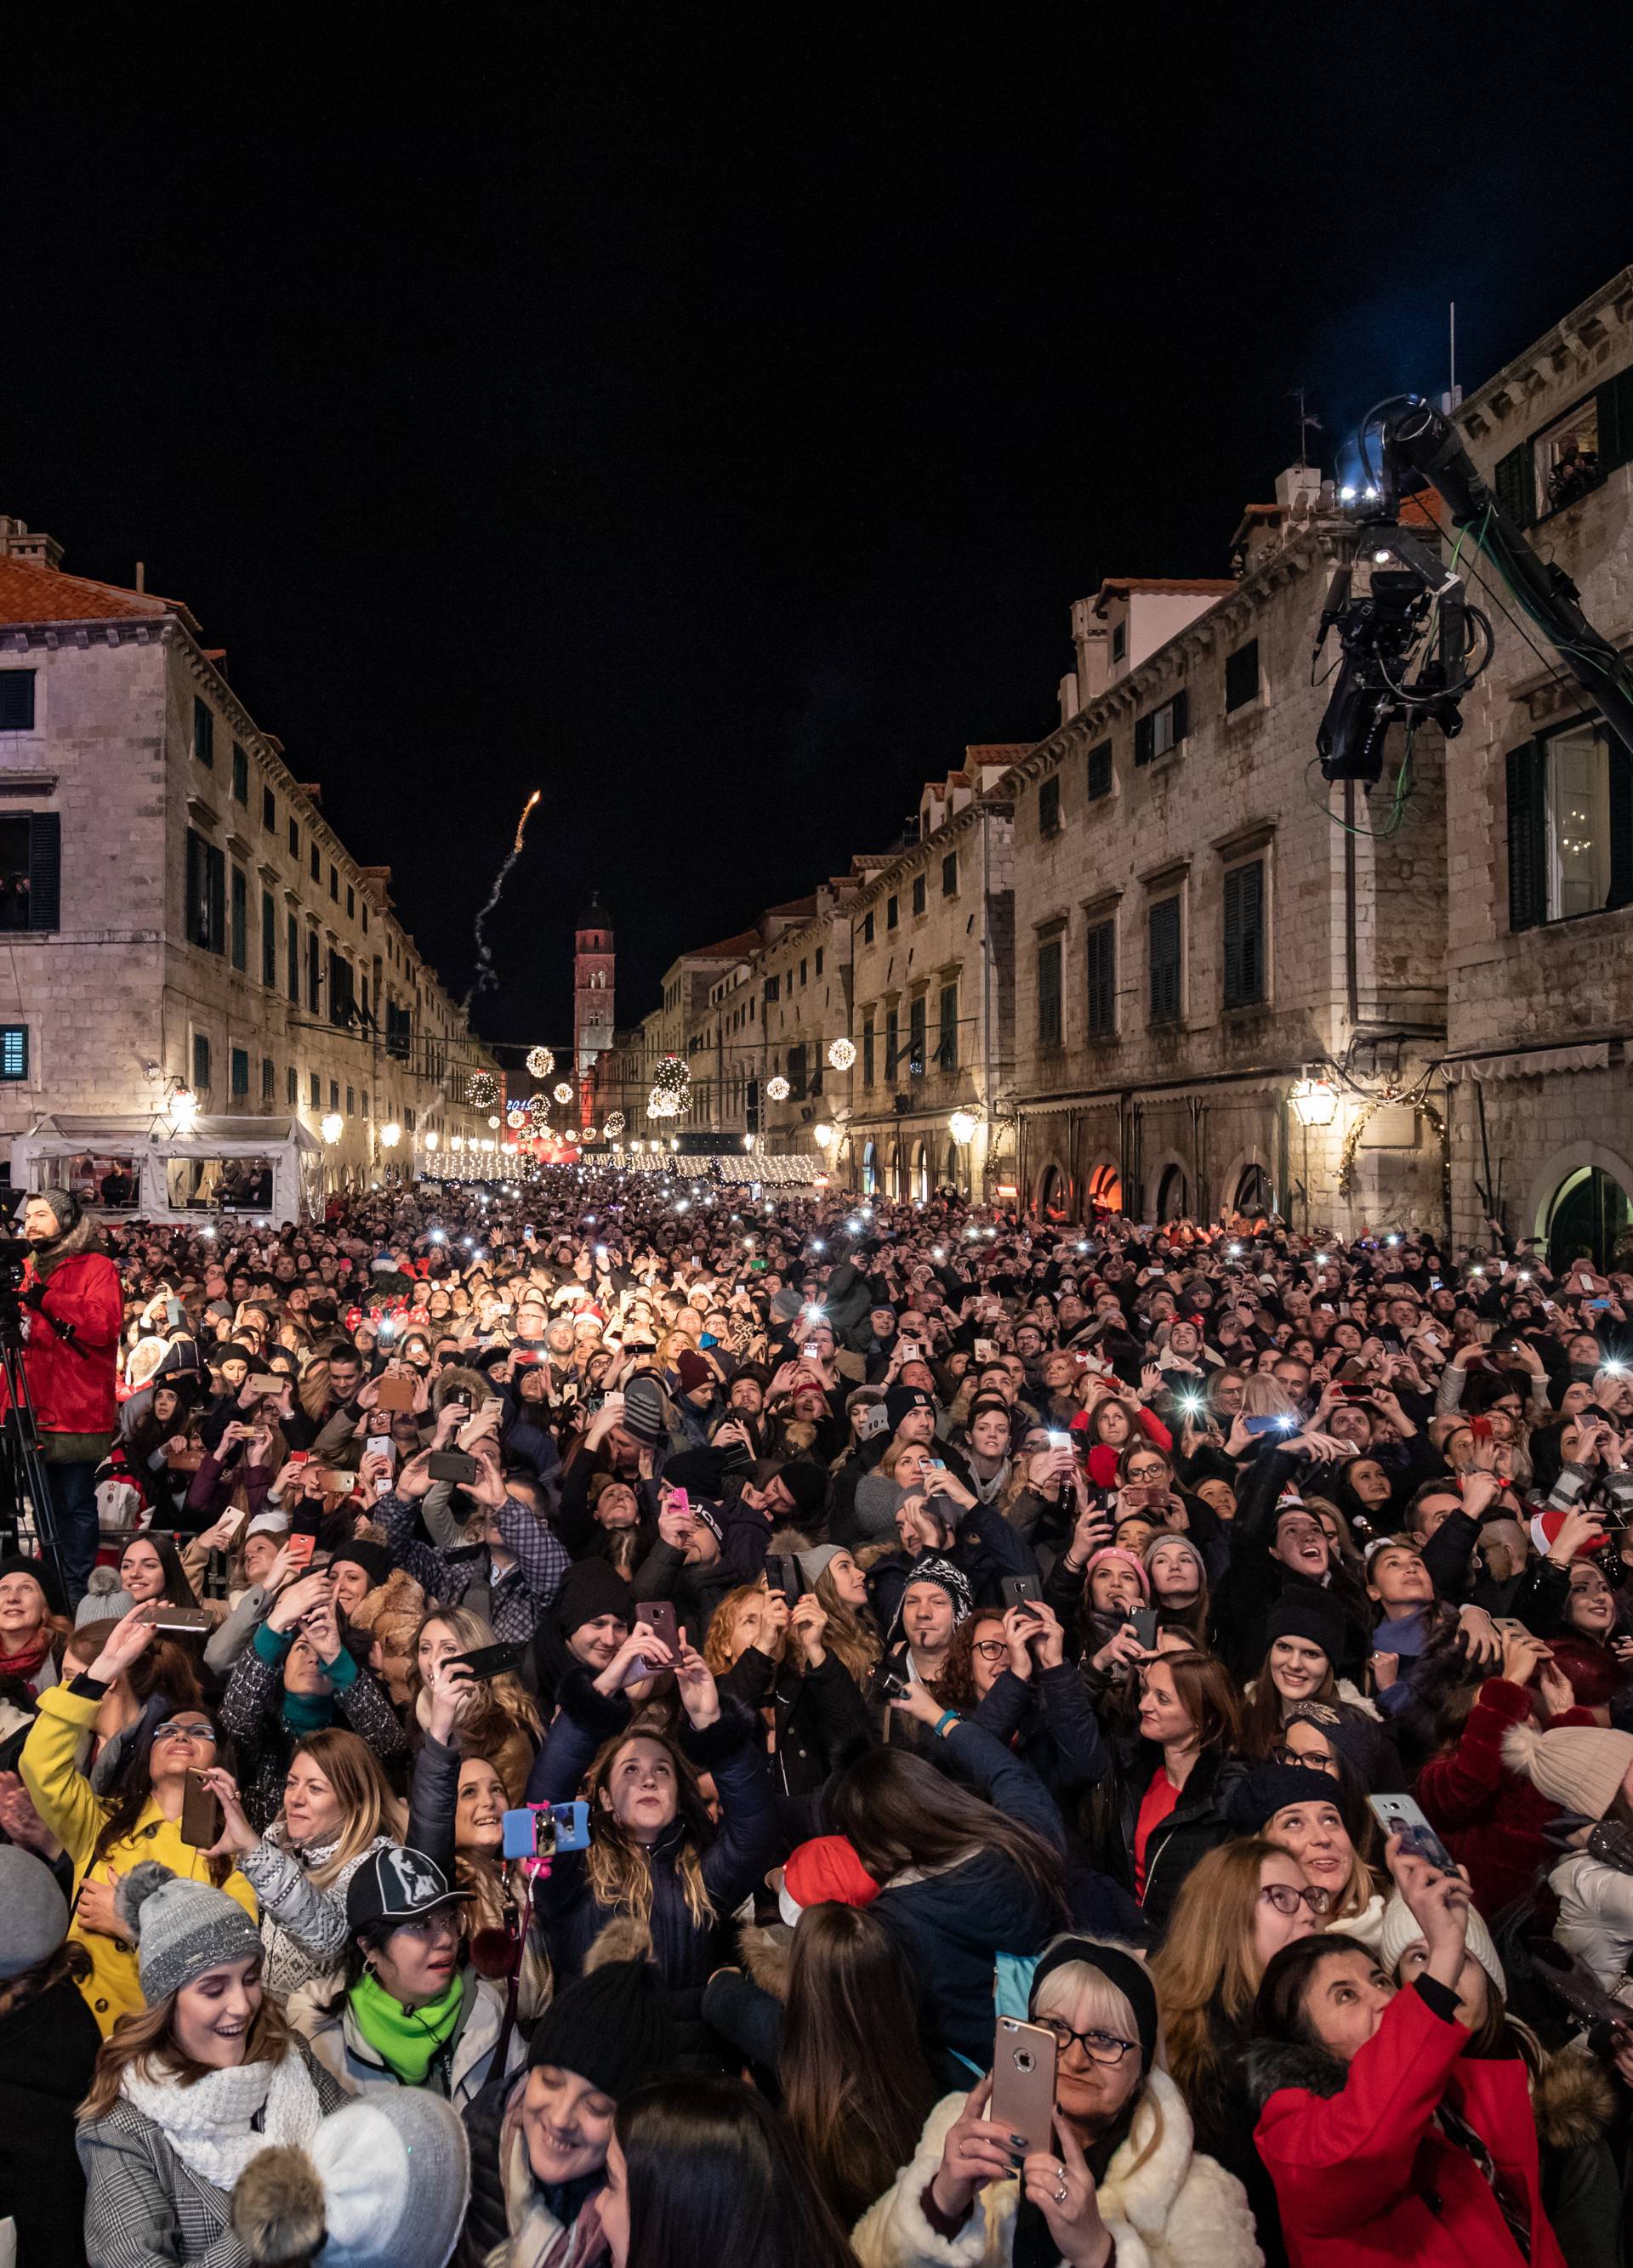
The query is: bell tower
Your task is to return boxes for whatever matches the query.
[572,892,615,1127]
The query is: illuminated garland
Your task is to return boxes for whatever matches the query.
[765,1075,790,1102]
[827,1037,856,1071]
[467,1071,499,1109]
[526,1094,551,1132]
[604,1111,626,1139]
[1335,1090,1448,1208]
[526,1046,555,1078]
[553,1081,574,1105]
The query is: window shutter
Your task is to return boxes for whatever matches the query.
[1085,742,1112,799]
[1134,714,1154,766]
[1494,443,1535,531]
[1223,867,1243,1007]
[1597,368,1633,475]
[1505,740,1546,930]
[0,673,36,730]
[28,812,60,932]
[1149,897,1181,1022]
[1608,741,1633,912]
[1171,687,1189,744]
[1086,922,1115,1034]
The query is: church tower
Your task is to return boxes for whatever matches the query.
[572,893,615,1128]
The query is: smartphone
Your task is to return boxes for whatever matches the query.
[1491,1617,1532,1639]
[1244,1414,1294,1438]
[898,1339,921,1362]
[990,2016,1059,2153]
[212,1505,247,1545]
[501,1799,591,1860]
[1368,1792,1459,1874]
[428,1449,481,1484]
[286,1501,322,1572]
[374,1372,417,1413]
[365,1433,395,1467]
[975,1338,998,1362]
[450,1641,526,1680]
[1336,1384,1373,1401]
[179,1769,223,1850]
[1129,1606,1160,1650]
[1119,1482,1165,1509]
[801,1343,822,1359]
[634,1600,680,1656]
[316,1469,357,1496]
[1001,1574,1043,1621]
[166,1296,183,1327]
[1469,1416,1494,1443]
[248,1373,282,1395]
[664,1486,691,1518]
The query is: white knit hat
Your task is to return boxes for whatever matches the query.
[1502,1719,1633,1822]
[232,2092,471,2268]
[1377,1889,1505,1998]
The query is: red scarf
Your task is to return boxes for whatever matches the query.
[0,1626,54,1684]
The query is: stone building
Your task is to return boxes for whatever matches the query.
[843,753,1023,1202]
[1434,264,1633,1265]
[0,514,495,1201]
[1004,494,1449,1232]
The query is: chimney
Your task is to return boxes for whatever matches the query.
[0,517,64,572]
[1070,596,1109,708]
[1274,463,1322,515]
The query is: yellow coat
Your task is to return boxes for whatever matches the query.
[20,1682,259,2035]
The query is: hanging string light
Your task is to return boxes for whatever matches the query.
[526,1046,555,1079]
[765,1075,790,1102]
[652,1054,691,1107]
[647,1086,680,1118]
[526,1094,551,1132]
[827,1037,856,1071]
[467,1071,498,1110]
[603,1111,626,1140]
[506,1103,528,1129]
[553,1081,574,1105]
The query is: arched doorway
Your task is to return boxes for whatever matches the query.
[1546,1165,1633,1271]
[1037,1162,1068,1219]
[1155,1163,1190,1221]
[1087,1161,1124,1214]
[911,1142,930,1202]
[1232,1162,1273,1219]
[943,1139,961,1191]
[862,1140,878,1196]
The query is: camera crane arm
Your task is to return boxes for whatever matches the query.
[1378,398,1633,763]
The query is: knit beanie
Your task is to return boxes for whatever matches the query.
[1264,1588,1347,1664]
[1082,1546,1151,1601]
[0,1845,70,1978]
[233,2090,471,2268]
[34,1185,81,1236]
[621,1373,670,1447]
[794,1543,845,1589]
[1378,1889,1505,1998]
[1502,1719,1633,1822]
[773,1460,828,1519]
[885,1384,936,1430]
[328,1540,391,1591]
[117,1861,262,2004]
[527,1958,678,2099]
[1231,1762,1348,1832]
[244,1511,291,1543]
[0,1549,67,1620]
[674,1350,713,1395]
[553,1557,634,1639]
[896,1555,975,1623]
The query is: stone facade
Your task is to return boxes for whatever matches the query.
[0,518,496,1197]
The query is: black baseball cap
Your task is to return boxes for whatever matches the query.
[345,1847,472,1931]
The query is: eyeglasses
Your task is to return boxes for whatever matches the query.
[152,1719,217,1746]
[1270,1744,1338,1773]
[1259,1881,1332,1916]
[972,1638,1008,1661]
[1033,2016,1137,2066]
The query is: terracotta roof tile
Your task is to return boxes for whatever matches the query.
[964,743,1031,760]
[0,556,176,627]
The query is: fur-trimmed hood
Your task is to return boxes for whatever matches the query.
[31,1208,106,1280]
[1532,2043,1617,2151]
[1246,2033,1350,2111]
[737,1918,792,1999]
[431,1363,497,1413]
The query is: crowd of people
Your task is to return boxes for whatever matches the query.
[3,1162,1633,2268]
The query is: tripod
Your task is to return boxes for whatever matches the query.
[0,1292,67,1600]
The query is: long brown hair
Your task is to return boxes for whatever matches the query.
[79,1979,293,2122]
[940,1609,1007,1711]
[827,1747,1068,1924]
[1150,1836,1283,2098]
[584,1725,713,1932]
[1238,1645,1339,1759]
[1150,1648,1243,1754]
[798,1562,881,1690]
[779,1903,940,2227]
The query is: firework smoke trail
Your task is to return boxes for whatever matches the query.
[419,788,543,1136]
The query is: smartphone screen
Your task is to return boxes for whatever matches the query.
[1368,1792,1459,1875]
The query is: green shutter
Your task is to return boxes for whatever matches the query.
[1597,367,1633,475]
[1493,442,1535,531]
[1505,740,1546,930]
[1607,739,1633,912]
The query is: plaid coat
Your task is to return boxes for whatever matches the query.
[77,2042,346,2266]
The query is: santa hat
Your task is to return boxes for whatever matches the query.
[777,1835,879,1926]
[1531,1509,1608,1559]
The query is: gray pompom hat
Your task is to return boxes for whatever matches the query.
[117,1860,261,2004]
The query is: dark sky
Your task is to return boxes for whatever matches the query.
[8,18,1632,1059]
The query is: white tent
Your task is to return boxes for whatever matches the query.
[9,1113,324,1225]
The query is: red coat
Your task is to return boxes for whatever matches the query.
[1414,1675,1593,1918]
[0,1242,122,1437]
[1255,1982,1565,2268]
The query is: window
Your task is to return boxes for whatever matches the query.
[361,903,368,935]
[1085,742,1112,800]
[307,929,321,1013]
[1038,775,1061,834]
[937,981,958,1070]
[908,997,926,1076]
[885,1007,899,1079]
[798,958,807,986]
[0,813,60,931]
[288,816,299,859]
[261,1056,275,1104]
[345,1085,355,1115]
[1496,374,1633,532]
[1149,896,1182,1024]
[815,946,823,975]
[230,867,248,971]
[0,672,36,730]
[1508,720,1633,929]
[1111,621,1127,664]
[261,892,276,986]
[0,1025,28,1079]
[262,785,276,833]
[1225,640,1260,713]
[327,951,356,1028]
[886,894,899,930]
[1085,919,1116,1036]
[329,862,339,903]
[287,912,299,1005]
[310,1071,321,1109]
[329,1080,339,1111]
[942,850,958,895]
[230,742,248,804]
[1222,860,1266,1007]
[346,884,355,920]
[862,910,875,945]
[230,1046,250,1098]
[310,843,320,883]
[1037,938,1063,1043]
[386,1002,412,1060]
[911,873,926,916]
[862,1016,875,1088]
[193,1032,213,1093]
[1134,690,1189,765]
[763,973,780,1003]
[192,697,214,767]
[287,1065,297,1106]
[185,829,225,953]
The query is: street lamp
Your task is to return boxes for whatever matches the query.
[812,1122,834,1149]
[451,1134,464,1153]
[948,1109,979,1146]
[1289,1077,1338,1128]
[379,1122,401,1149]
[424,1129,439,1151]
[169,1085,200,1134]
[320,1112,344,1145]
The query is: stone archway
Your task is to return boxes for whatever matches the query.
[1218,1145,1275,1224]
[1145,1151,1192,1224]
[1527,1140,1633,1270]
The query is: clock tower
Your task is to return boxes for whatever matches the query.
[572,893,615,1128]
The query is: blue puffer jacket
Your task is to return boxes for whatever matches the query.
[527,1670,777,1998]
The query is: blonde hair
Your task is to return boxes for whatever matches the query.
[281,1730,406,1889]
[1031,1936,1164,2174]
[1150,1838,1282,2098]
[584,1725,712,1932]
[409,1606,542,1804]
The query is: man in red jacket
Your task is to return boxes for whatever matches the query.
[0,1187,122,1600]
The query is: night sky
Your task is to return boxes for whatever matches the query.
[8,20,1632,1060]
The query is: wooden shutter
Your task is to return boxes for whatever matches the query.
[1608,738,1633,912]
[1170,687,1189,745]
[0,672,36,730]
[1597,367,1633,474]
[1224,861,1264,1007]
[1134,714,1154,766]
[1086,742,1112,799]
[1086,921,1115,1034]
[1494,443,1535,531]
[28,811,60,932]
[1149,897,1181,1022]
[1505,740,1546,930]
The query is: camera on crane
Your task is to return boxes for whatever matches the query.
[1315,555,1482,787]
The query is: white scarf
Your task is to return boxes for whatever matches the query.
[121,2050,325,2191]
